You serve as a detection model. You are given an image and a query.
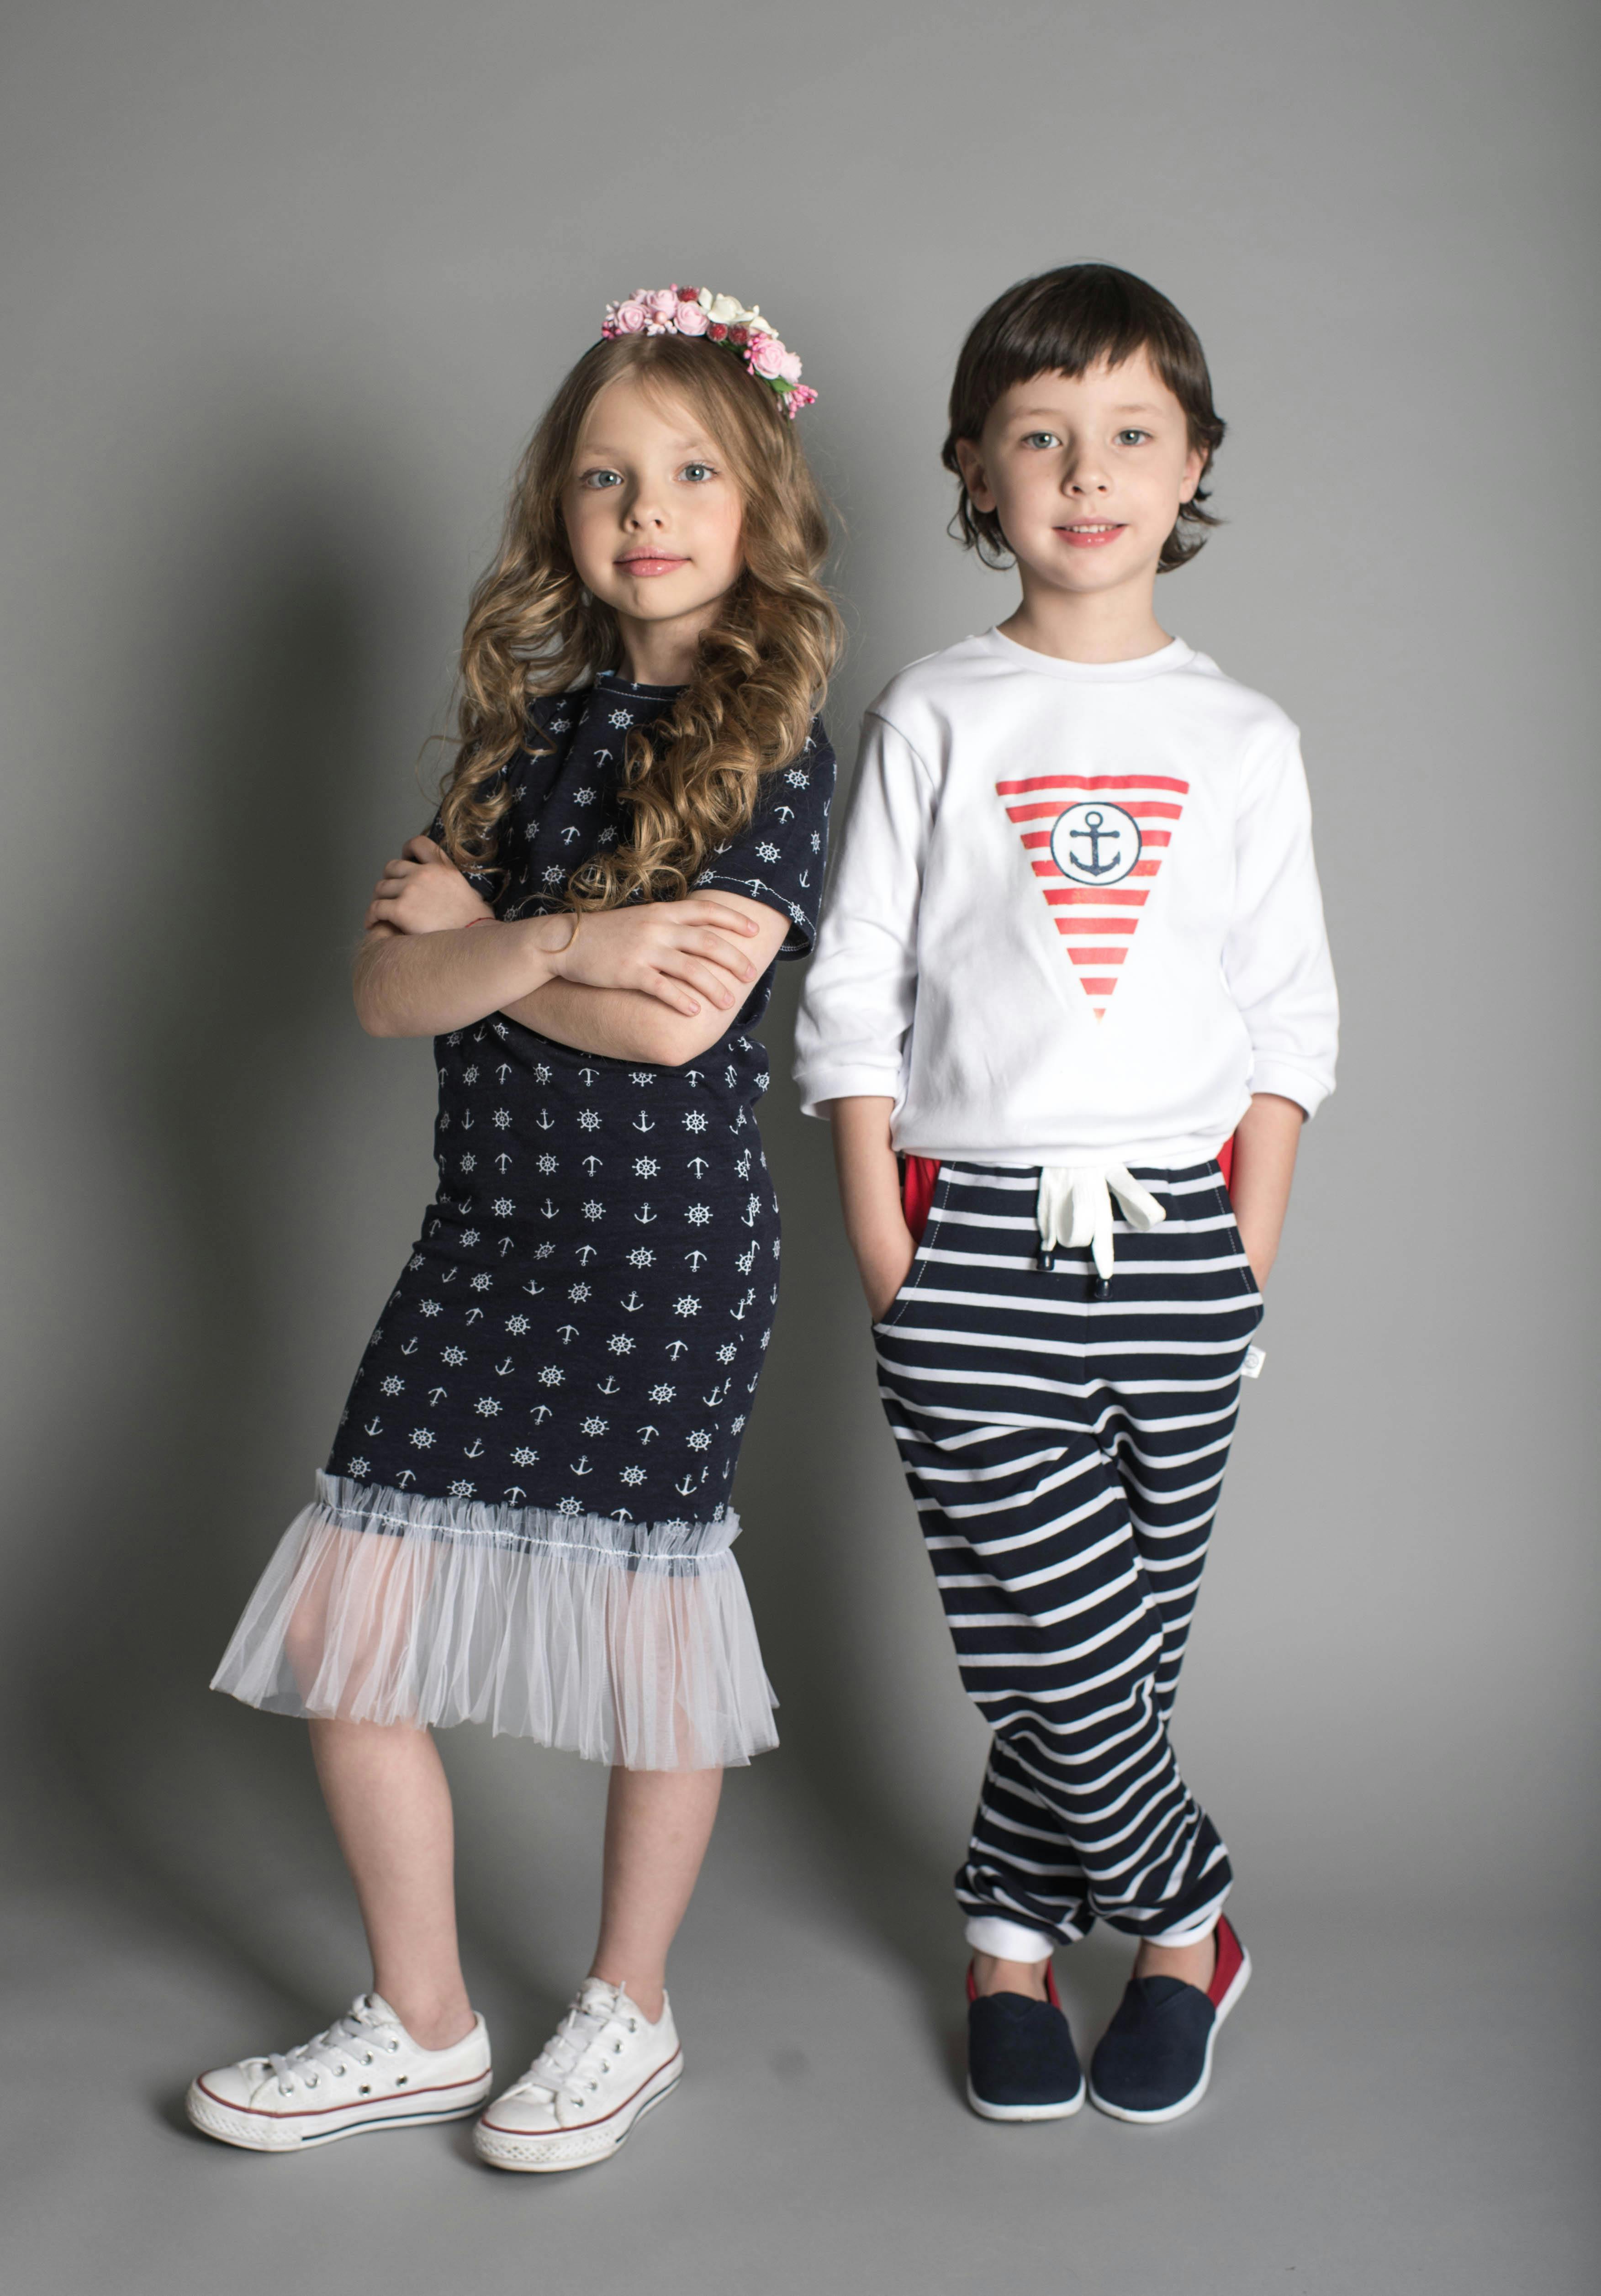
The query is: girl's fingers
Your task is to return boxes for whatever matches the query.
[403,835,444,863]
[649,927,750,982]
[647,971,701,1015]
[685,928,755,978]
[688,901,758,935]
[669,959,738,1008]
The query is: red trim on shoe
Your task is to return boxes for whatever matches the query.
[1207,1915,1245,2011]
[477,2048,682,2138]
[195,2068,487,2122]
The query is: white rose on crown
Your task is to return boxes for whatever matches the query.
[700,291,772,334]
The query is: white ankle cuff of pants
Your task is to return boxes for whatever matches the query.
[965,1915,1058,1963]
[966,1908,1225,1957]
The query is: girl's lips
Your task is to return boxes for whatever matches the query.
[1057,524,1127,550]
[617,554,688,578]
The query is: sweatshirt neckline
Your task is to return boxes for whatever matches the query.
[983,628,1195,682]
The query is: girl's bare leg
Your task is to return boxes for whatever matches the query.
[588,1765,724,2022]
[307,1715,476,2049]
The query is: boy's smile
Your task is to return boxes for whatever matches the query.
[1058,520,1127,549]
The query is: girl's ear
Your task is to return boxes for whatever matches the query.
[954,436,995,513]
[1178,442,1207,505]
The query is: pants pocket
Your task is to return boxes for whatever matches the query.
[874,1163,950,1329]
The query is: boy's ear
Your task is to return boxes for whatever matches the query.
[1178,442,1206,505]
[954,436,996,513]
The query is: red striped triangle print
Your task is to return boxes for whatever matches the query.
[996,771,1189,1019]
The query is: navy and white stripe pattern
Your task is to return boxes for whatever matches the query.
[875,1161,1263,1946]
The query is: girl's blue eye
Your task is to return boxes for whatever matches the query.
[581,469,623,489]
[681,463,714,482]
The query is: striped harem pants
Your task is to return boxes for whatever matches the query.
[874,1160,1263,1955]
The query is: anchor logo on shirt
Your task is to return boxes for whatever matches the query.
[1049,800,1142,887]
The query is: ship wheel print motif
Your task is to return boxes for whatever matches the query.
[996,771,1189,1019]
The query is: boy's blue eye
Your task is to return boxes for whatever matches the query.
[1116,430,1150,446]
[1021,432,1059,449]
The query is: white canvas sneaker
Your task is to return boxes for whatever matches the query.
[473,1978,682,2172]
[186,1993,493,2152]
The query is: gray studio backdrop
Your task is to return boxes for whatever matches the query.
[4,0,1597,2027]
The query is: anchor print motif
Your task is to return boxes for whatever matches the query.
[996,770,1189,1020]
[321,674,835,1523]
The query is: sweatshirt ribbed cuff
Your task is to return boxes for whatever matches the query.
[793,1064,904,1119]
[1247,1058,1331,1119]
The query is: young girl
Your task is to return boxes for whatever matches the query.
[795,264,1337,2126]
[189,285,838,2172]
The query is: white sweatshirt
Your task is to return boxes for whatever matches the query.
[793,628,1337,1167]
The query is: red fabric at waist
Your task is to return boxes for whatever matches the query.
[901,1155,941,1245]
[900,1139,1235,1247]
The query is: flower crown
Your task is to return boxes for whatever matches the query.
[601,285,818,420]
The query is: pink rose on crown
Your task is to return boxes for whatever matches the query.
[644,288,679,325]
[747,332,788,379]
[777,350,803,385]
[674,299,709,336]
[612,299,650,334]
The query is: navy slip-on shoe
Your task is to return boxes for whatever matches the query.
[966,1960,1086,2122]
[1088,1913,1251,2124]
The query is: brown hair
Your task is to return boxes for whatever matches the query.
[438,331,842,906]
[942,264,1226,573]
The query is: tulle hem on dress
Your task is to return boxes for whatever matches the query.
[209,1473,778,1770]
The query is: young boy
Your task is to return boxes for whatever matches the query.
[794,265,1337,2124]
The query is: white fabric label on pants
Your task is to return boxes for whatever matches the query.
[1242,1345,1267,1380]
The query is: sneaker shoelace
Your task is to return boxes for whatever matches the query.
[265,2000,402,2098]
[507,1984,640,2110]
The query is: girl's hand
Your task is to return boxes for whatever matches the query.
[550,897,762,1017]
[365,837,494,936]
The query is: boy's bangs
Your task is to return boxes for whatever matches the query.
[986,284,1183,401]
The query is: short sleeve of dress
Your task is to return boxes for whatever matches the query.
[692,719,836,958]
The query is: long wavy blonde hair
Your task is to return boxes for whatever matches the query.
[436,332,841,907]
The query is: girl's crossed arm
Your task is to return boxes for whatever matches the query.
[354,835,786,1065]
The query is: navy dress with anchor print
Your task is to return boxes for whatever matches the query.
[212,672,835,1769]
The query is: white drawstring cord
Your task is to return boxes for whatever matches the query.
[1036,1164,1166,1286]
